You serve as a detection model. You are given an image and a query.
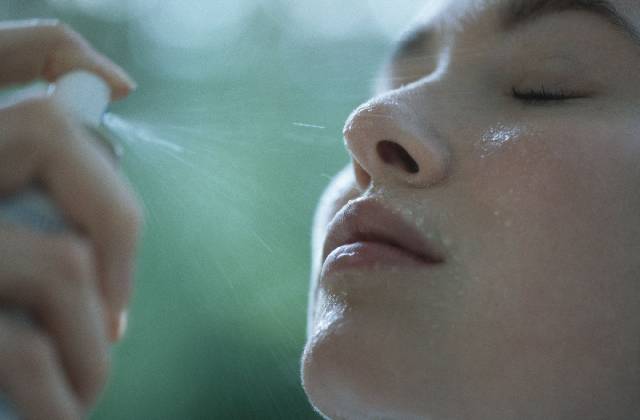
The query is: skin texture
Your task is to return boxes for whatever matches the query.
[302,1,640,419]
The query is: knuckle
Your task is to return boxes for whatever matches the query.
[0,322,82,420]
[49,21,82,47]
[51,236,95,288]
[73,345,111,407]
[20,95,53,116]
[108,191,143,240]
[19,96,67,131]
[11,330,56,380]
[85,349,111,402]
[1,96,73,168]
[121,195,144,235]
[95,349,111,388]
[53,407,82,420]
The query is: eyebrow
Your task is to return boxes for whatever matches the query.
[391,0,640,61]
[503,0,640,43]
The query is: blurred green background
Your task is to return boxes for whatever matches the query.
[2,1,422,418]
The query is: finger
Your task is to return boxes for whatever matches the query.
[0,97,142,336]
[0,223,111,408]
[0,20,136,100]
[0,314,83,420]
[43,120,143,341]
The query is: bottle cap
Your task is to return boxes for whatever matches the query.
[50,71,110,128]
[49,71,122,161]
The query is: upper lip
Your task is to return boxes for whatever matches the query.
[322,198,446,265]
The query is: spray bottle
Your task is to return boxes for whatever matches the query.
[0,70,122,420]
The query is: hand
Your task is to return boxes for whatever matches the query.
[0,20,142,419]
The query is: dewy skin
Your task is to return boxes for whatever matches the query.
[476,123,524,158]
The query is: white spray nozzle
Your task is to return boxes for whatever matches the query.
[50,70,110,128]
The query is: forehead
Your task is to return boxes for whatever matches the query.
[410,0,640,29]
[389,0,640,62]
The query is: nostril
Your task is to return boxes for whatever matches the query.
[376,140,420,174]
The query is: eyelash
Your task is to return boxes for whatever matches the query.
[511,85,583,105]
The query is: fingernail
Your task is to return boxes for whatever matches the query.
[119,70,137,91]
[110,64,137,92]
[110,310,129,342]
[117,310,129,340]
[124,78,138,92]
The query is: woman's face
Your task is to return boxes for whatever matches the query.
[302,0,640,418]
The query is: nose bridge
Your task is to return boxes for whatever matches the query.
[343,86,451,189]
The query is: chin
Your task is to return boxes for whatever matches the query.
[301,338,363,420]
[300,300,431,420]
[301,335,396,420]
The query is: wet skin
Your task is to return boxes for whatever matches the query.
[302,1,640,419]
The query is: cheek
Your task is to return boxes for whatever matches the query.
[428,118,640,411]
[463,117,640,265]
[455,116,640,336]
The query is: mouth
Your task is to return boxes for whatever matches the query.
[321,198,445,273]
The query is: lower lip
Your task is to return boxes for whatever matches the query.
[321,241,440,275]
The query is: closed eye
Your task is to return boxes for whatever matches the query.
[512,85,585,105]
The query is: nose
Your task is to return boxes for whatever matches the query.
[343,94,450,190]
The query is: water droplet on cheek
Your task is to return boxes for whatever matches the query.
[475,123,526,158]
